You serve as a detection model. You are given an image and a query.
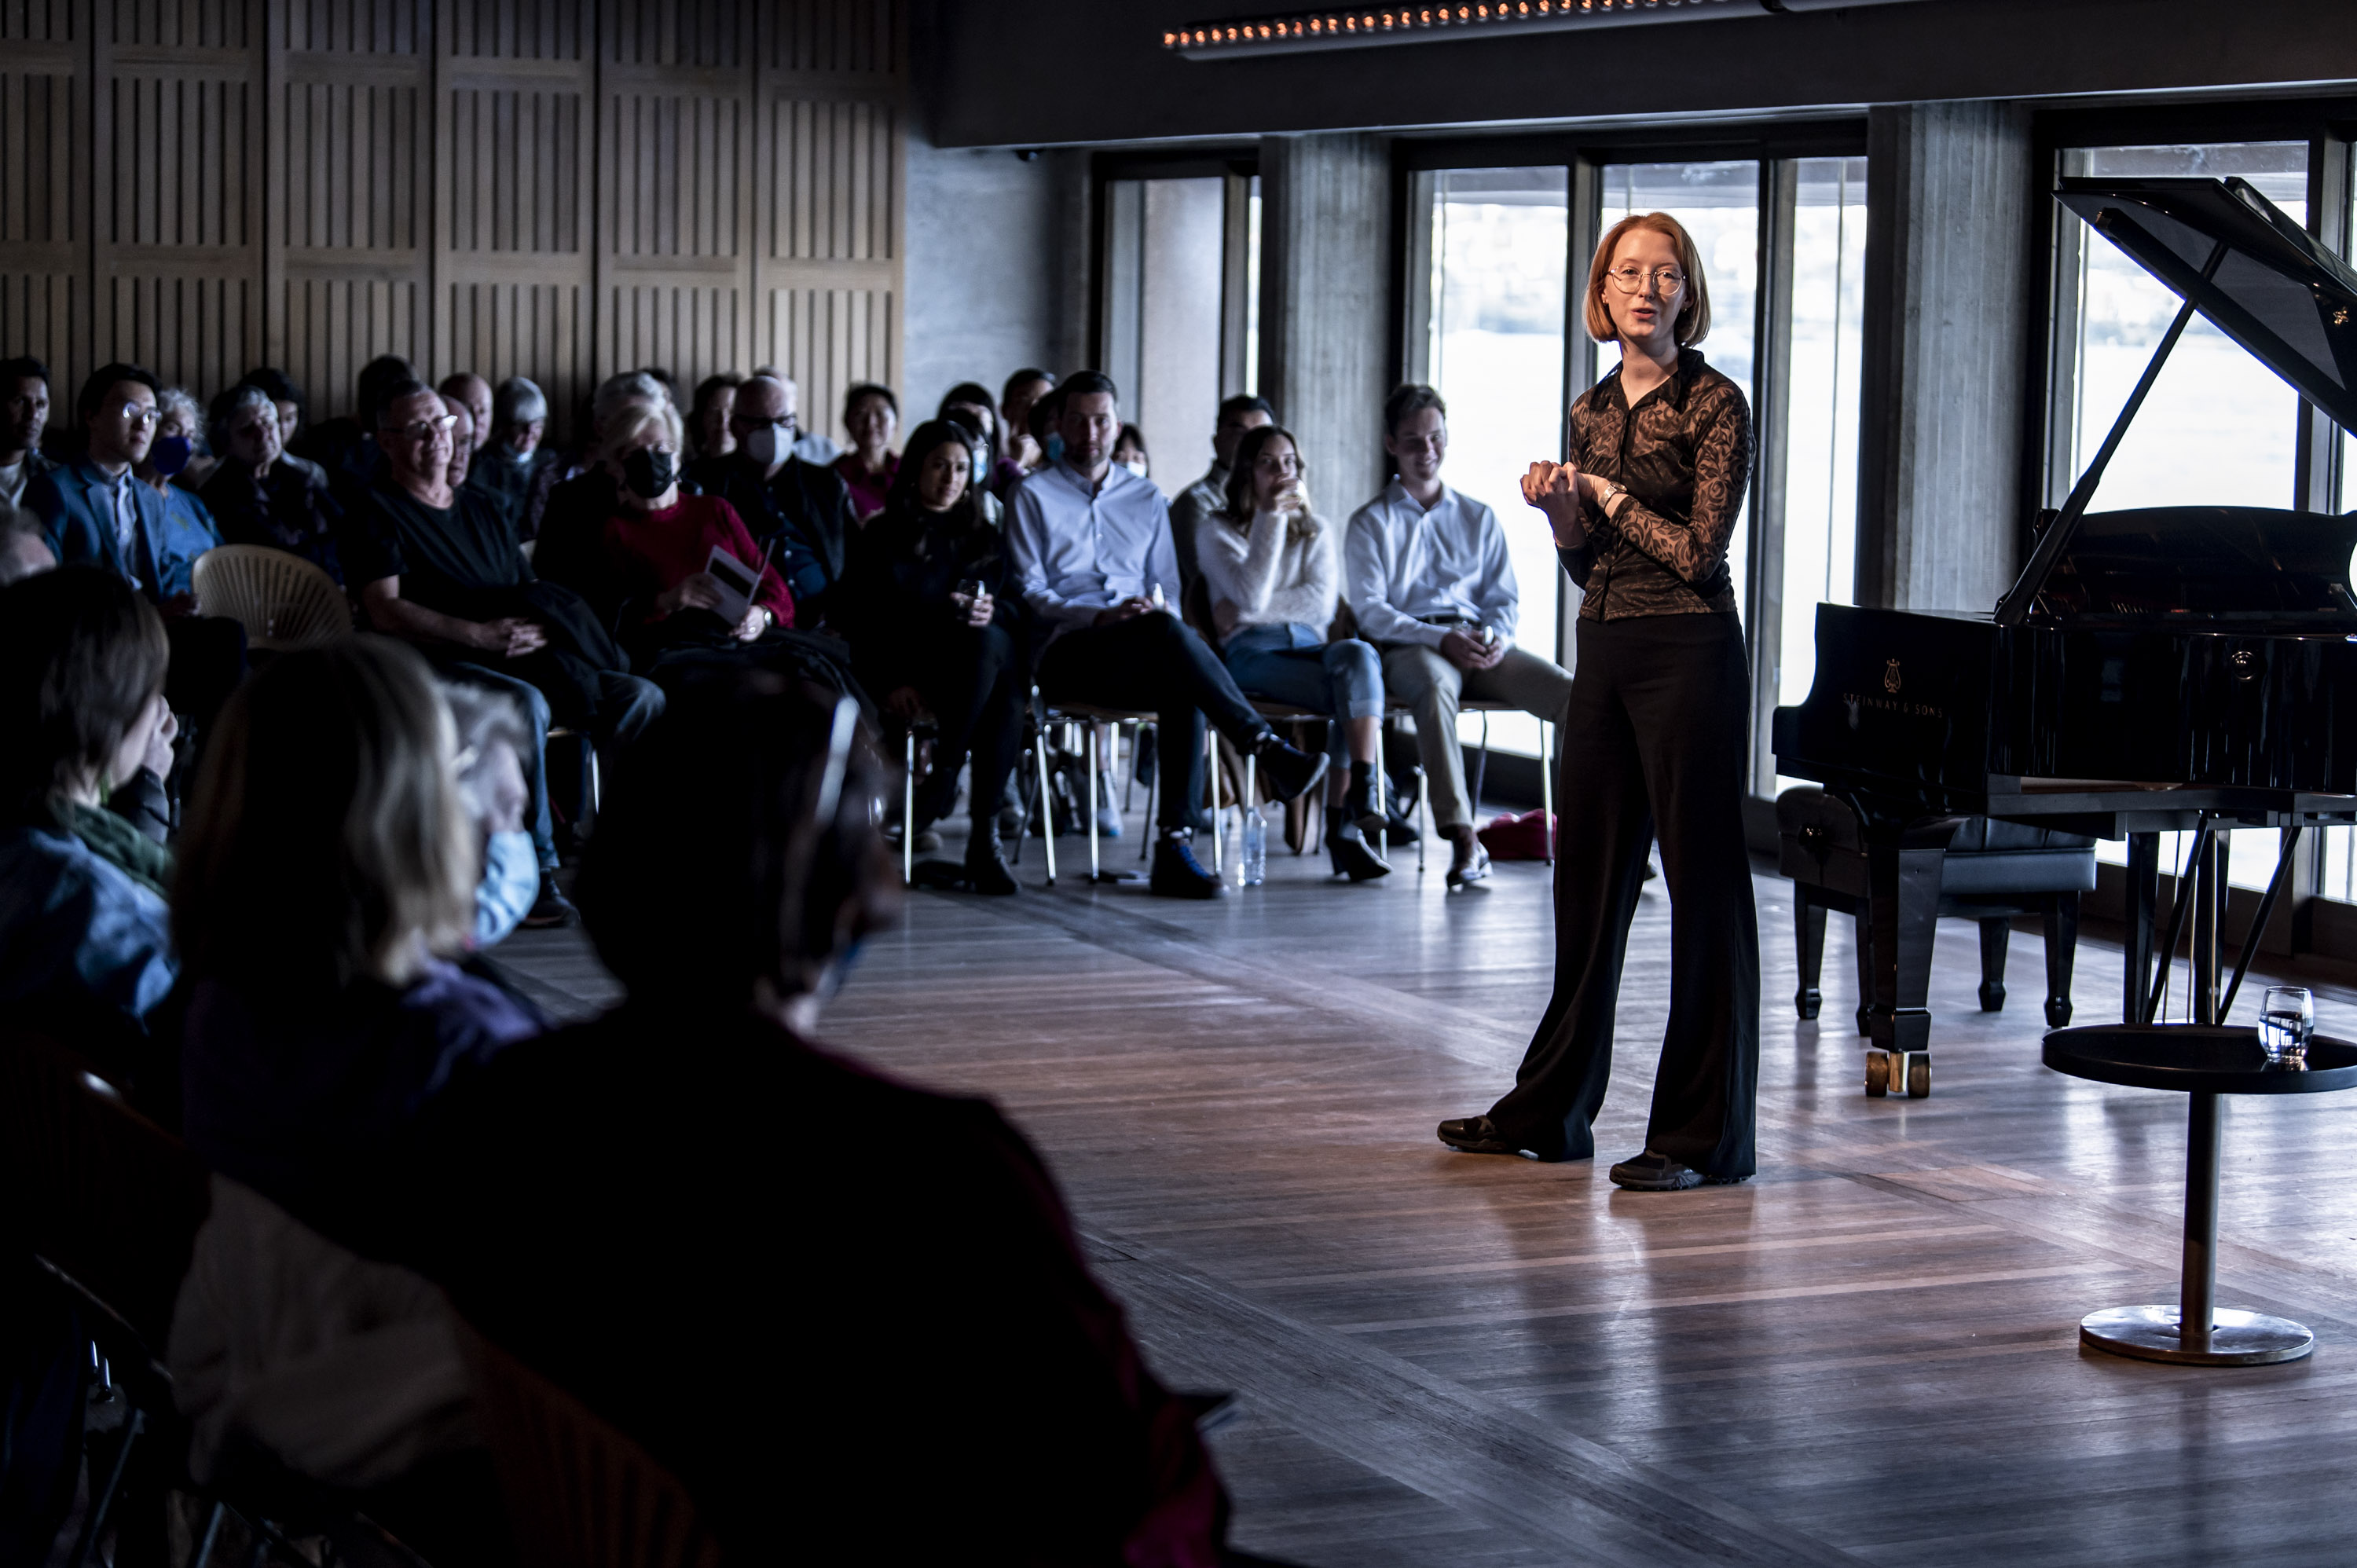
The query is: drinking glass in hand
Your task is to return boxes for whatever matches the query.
[2260,985,2314,1064]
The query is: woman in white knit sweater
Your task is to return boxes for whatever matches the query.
[1194,424,1391,881]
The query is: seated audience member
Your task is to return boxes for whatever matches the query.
[466,375,563,540]
[0,354,53,508]
[995,366,1054,496]
[437,372,493,460]
[236,365,332,490]
[1114,423,1151,480]
[200,383,345,582]
[685,372,860,627]
[0,505,57,583]
[1346,384,1574,889]
[833,382,900,520]
[138,385,226,561]
[936,380,1006,525]
[364,672,1233,1560]
[442,390,478,492]
[443,683,539,950]
[689,372,741,460]
[636,364,682,412]
[532,370,672,576]
[293,353,418,512]
[339,378,663,926]
[1010,370,1325,899]
[1170,395,1274,595]
[840,419,1025,894]
[175,636,546,1231]
[0,568,178,1077]
[26,363,246,738]
[1197,424,1391,882]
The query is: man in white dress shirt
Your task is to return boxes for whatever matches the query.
[1008,371,1327,899]
[1345,383,1574,888]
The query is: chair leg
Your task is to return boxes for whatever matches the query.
[2044,892,2080,1028]
[1372,723,1387,853]
[1853,909,1874,1037]
[1417,765,1428,874]
[190,1500,228,1568]
[1471,710,1490,818]
[1207,724,1222,874]
[1539,719,1554,863]
[904,729,915,885]
[1087,723,1101,882]
[1141,724,1157,863]
[69,1407,144,1568]
[1036,727,1058,885]
[1978,918,2010,1011]
[1794,892,1827,1020]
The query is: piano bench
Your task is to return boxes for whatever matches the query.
[1776,787,2098,1039]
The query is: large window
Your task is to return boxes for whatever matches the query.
[1421,167,1569,759]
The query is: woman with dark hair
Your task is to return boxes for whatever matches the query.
[200,382,346,582]
[174,636,546,1230]
[1439,210,1760,1192]
[1113,423,1150,481]
[1195,423,1391,881]
[366,670,1237,1560]
[0,566,178,1065]
[838,418,1025,893]
[937,380,1006,524]
[688,372,742,461]
[832,381,900,520]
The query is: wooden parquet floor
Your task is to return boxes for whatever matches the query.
[497,822,2357,1566]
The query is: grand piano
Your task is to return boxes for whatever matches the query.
[1772,174,2357,1095]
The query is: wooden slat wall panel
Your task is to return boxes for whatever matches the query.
[0,0,82,400]
[756,1,900,445]
[0,0,903,448]
[93,0,266,403]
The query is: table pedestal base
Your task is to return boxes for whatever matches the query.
[2080,1304,2313,1366]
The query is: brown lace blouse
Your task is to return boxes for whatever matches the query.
[1560,348,1752,621]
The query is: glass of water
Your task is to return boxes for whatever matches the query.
[2260,985,2314,1064]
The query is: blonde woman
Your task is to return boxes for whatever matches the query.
[1195,423,1391,881]
[1439,211,1759,1192]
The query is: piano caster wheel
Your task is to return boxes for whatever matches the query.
[1797,987,1821,1020]
[1908,1055,1931,1098]
[2046,998,2073,1028]
[1865,1053,1890,1097]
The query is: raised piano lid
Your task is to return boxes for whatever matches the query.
[2055,176,2357,434]
[2032,504,2357,624]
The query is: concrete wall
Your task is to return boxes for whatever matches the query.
[903,137,1077,428]
[913,0,2357,151]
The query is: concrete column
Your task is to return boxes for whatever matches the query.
[1256,133,1394,507]
[1855,101,2035,613]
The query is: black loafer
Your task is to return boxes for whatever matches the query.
[1607,1150,1749,1190]
[1436,1116,1527,1156]
[965,822,1019,896]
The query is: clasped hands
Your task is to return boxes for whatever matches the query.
[1521,460,1606,548]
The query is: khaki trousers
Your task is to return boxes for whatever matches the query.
[1380,642,1574,832]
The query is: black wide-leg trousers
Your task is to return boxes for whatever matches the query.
[1485,610,1760,1178]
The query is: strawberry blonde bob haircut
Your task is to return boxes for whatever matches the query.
[1582,212,1712,348]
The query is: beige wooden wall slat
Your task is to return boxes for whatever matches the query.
[0,0,903,446]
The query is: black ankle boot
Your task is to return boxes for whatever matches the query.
[965,819,1018,896]
[1251,731,1328,804]
[1149,830,1226,899]
[1345,762,1385,834]
[1325,818,1391,881]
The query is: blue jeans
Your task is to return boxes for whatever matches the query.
[448,663,666,871]
[1221,624,1384,764]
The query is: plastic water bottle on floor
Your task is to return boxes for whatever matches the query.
[1241,805,1266,887]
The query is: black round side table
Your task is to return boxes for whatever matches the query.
[2043,1024,2357,1365]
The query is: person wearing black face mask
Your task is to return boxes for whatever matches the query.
[684,372,860,632]
[581,397,867,713]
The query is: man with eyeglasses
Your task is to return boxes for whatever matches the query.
[27,362,246,751]
[0,355,53,509]
[685,373,859,629]
[340,379,664,927]
[1344,382,1574,891]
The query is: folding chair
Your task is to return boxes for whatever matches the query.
[1028,692,1157,885]
[461,1323,722,1568]
[189,544,352,653]
[897,711,940,884]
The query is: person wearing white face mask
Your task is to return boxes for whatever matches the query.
[1113,423,1150,481]
[685,372,862,630]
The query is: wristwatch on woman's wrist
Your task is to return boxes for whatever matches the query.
[1599,480,1629,517]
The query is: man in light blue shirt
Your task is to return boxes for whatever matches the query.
[1345,383,1573,888]
[1008,370,1325,898]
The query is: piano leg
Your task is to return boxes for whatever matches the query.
[1853,912,1873,1038]
[2123,833,2160,1024]
[1794,892,1827,1020]
[1977,918,2010,1012]
[1864,822,1953,1099]
[2044,892,2080,1028]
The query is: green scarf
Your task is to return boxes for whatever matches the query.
[55,799,175,900]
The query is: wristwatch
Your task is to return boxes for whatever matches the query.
[1598,480,1630,517]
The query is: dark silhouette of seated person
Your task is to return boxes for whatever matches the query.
[361,673,1236,1561]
